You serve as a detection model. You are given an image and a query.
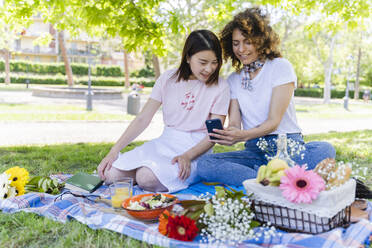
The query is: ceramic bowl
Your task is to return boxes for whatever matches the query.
[122,193,178,221]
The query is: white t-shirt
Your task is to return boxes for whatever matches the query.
[151,69,230,132]
[227,58,301,134]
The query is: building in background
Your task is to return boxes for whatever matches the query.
[12,15,144,71]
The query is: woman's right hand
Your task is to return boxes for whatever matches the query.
[97,151,119,180]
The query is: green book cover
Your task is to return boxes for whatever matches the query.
[65,172,103,193]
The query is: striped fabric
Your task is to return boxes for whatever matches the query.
[0,173,371,248]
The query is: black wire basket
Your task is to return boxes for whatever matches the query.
[251,200,351,234]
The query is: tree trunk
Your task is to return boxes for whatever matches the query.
[152,54,161,80]
[354,47,362,100]
[123,50,130,88]
[323,36,336,104]
[3,49,11,85]
[58,30,74,87]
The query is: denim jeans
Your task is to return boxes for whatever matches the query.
[197,133,336,186]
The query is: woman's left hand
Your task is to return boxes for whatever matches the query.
[209,126,245,146]
[172,154,192,181]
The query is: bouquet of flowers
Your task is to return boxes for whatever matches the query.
[0,166,65,200]
[0,166,30,200]
[158,185,276,244]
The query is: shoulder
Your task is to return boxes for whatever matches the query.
[267,57,293,69]
[156,68,178,85]
[161,68,178,80]
[226,71,241,82]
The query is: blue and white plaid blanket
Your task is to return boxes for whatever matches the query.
[1,174,371,248]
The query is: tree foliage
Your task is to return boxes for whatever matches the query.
[6,0,183,56]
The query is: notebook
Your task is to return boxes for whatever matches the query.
[64,172,103,193]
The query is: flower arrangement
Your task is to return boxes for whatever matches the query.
[280,165,325,204]
[158,185,277,244]
[0,166,65,200]
[158,209,199,241]
[0,166,30,200]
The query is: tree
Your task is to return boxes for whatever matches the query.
[0,2,31,85]
[7,0,185,87]
[58,30,74,87]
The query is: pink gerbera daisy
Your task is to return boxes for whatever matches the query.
[280,165,325,204]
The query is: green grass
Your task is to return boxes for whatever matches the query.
[0,103,135,121]
[295,103,372,119]
[0,130,371,247]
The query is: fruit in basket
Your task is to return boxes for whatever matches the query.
[268,170,286,186]
[256,159,288,186]
[267,158,289,173]
[256,165,267,183]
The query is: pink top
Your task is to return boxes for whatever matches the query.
[150,69,230,132]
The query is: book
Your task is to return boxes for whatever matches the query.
[64,172,103,193]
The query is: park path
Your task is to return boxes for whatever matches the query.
[0,90,371,146]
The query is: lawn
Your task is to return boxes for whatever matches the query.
[295,103,372,120]
[0,101,371,122]
[0,130,371,247]
[0,103,135,121]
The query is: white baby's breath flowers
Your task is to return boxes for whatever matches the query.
[349,161,368,181]
[199,195,277,246]
[257,137,306,161]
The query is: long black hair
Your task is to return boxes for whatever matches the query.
[175,30,222,85]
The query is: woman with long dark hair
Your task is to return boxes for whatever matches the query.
[97,30,230,193]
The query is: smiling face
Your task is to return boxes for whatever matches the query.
[232,28,259,65]
[188,50,218,82]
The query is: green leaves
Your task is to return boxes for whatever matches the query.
[25,176,64,195]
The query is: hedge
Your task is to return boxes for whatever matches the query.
[295,88,364,99]
[0,74,155,87]
[95,65,122,77]
[0,60,122,77]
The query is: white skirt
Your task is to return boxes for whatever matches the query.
[112,126,210,193]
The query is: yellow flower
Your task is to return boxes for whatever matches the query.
[5,166,29,196]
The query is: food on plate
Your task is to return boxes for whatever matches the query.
[126,194,177,210]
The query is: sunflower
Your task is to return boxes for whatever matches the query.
[5,166,30,196]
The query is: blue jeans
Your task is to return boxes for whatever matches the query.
[197,133,336,186]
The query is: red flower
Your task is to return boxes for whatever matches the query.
[166,215,199,241]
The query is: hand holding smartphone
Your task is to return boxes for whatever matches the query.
[205,118,223,140]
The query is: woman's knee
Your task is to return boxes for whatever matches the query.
[197,154,217,177]
[136,167,167,192]
[304,141,336,169]
[104,167,135,184]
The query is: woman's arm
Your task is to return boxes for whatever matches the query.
[227,99,242,129]
[172,114,226,180]
[98,98,161,179]
[210,82,295,145]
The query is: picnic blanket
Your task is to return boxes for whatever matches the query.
[1,174,372,248]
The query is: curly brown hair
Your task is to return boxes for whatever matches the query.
[220,7,281,70]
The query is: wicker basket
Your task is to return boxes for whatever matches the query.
[251,200,351,234]
[243,179,356,234]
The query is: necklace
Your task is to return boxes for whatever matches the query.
[241,60,265,91]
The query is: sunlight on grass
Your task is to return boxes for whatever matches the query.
[0,103,135,121]
[296,104,372,119]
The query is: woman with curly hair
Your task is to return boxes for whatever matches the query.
[197,7,336,186]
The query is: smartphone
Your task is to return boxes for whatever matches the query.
[205,119,223,140]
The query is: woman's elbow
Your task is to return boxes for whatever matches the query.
[267,118,281,133]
